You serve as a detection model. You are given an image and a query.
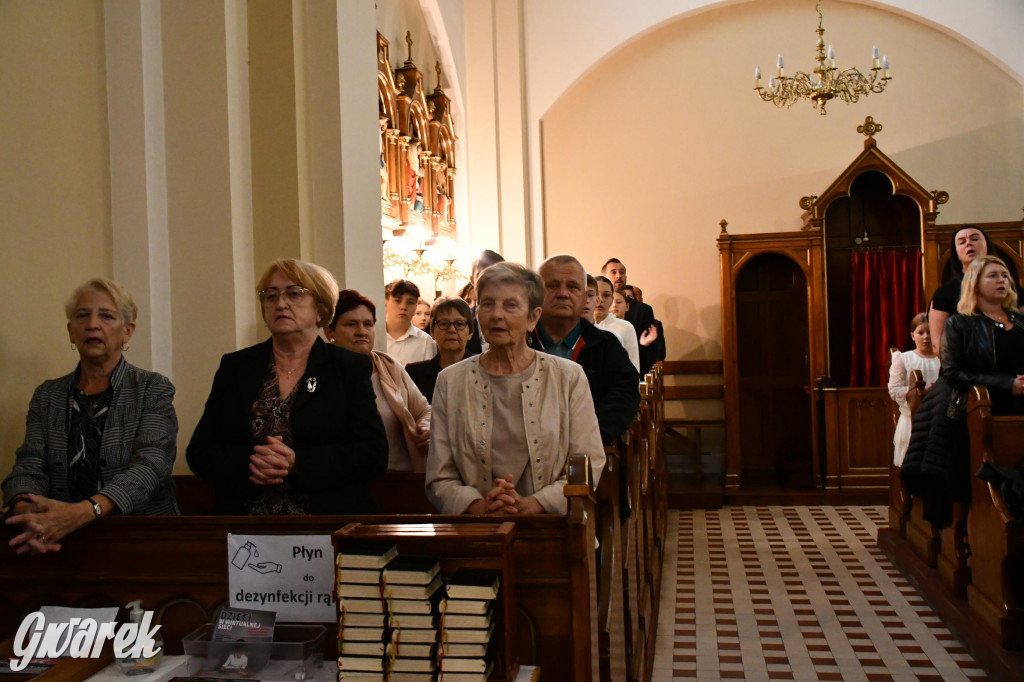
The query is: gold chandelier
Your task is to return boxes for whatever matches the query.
[754,0,891,115]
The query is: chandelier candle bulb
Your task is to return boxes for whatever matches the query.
[753,0,891,113]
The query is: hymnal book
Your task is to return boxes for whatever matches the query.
[336,673,383,682]
[338,626,385,642]
[337,542,398,569]
[439,641,488,658]
[388,657,434,673]
[338,582,383,599]
[440,624,494,645]
[441,611,492,630]
[386,641,436,659]
[340,611,385,628]
[386,596,436,615]
[441,597,490,615]
[389,626,438,644]
[337,655,385,672]
[382,555,441,585]
[340,598,386,614]
[388,613,437,630]
[336,567,383,584]
[387,672,435,682]
[384,575,442,601]
[212,606,276,641]
[440,656,488,673]
[436,662,493,682]
[444,570,500,600]
[339,640,386,657]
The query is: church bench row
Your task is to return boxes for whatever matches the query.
[0,366,670,682]
[880,380,1024,682]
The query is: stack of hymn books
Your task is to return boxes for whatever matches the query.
[438,570,502,682]
[336,546,443,682]
[336,543,396,682]
[383,555,443,681]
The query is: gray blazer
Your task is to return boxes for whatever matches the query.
[2,359,179,515]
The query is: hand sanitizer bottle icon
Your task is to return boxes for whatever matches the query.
[231,541,258,570]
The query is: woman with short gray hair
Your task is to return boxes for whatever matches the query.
[425,262,605,515]
[3,278,179,555]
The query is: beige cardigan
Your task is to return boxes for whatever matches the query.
[425,353,605,514]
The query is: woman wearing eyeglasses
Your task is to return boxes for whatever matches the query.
[325,290,432,472]
[185,259,387,514]
[404,297,475,402]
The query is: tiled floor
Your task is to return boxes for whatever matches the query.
[652,506,989,681]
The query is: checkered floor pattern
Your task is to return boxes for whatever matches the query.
[652,506,989,681]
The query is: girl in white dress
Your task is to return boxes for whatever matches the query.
[888,312,941,466]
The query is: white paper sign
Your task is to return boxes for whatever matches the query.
[227,534,335,623]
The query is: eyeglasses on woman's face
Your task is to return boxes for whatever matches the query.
[434,319,469,331]
[258,285,311,306]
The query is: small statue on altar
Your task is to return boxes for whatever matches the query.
[435,160,449,221]
[379,115,389,203]
[406,138,424,211]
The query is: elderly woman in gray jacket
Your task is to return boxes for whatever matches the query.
[425,262,605,515]
[3,278,178,554]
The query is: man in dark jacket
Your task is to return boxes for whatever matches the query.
[531,255,640,444]
[602,258,665,373]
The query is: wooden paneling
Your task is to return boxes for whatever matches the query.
[835,388,893,488]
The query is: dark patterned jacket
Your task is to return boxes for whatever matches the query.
[2,359,180,514]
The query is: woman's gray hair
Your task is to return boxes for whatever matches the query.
[65,278,138,325]
[475,262,545,311]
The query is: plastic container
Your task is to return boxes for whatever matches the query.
[118,600,163,676]
[182,624,325,681]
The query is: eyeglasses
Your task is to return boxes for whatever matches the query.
[258,285,311,306]
[434,319,469,331]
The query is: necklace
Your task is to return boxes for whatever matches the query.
[277,363,299,377]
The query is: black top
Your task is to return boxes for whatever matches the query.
[404,353,468,404]
[186,337,388,514]
[930,276,962,314]
[994,324,1024,377]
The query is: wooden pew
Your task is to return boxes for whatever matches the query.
[0,457,603,682]
[887,366,925,538]
[900,369,943,569]
[966,387,1024,650]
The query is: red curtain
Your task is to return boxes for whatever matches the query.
[849,249,923,387]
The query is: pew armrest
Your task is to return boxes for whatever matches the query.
[564,453,596,502]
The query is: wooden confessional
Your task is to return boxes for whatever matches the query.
[718,116,1024,493]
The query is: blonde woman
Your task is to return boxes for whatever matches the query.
[187,259,387,514]
[943,255,1024,418]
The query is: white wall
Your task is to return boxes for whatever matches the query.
[540,0,1023,362]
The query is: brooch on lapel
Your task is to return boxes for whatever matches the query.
[306,377,317,393]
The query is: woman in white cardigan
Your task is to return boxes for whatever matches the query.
[425,262,605,515]
[326,290,430,472]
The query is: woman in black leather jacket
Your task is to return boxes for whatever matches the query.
[942,255,1024,418]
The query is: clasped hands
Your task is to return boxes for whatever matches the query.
[468,474,543,515]
[1012,375,1024,396]
[250,435,295,486]
[5,494,92,555]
